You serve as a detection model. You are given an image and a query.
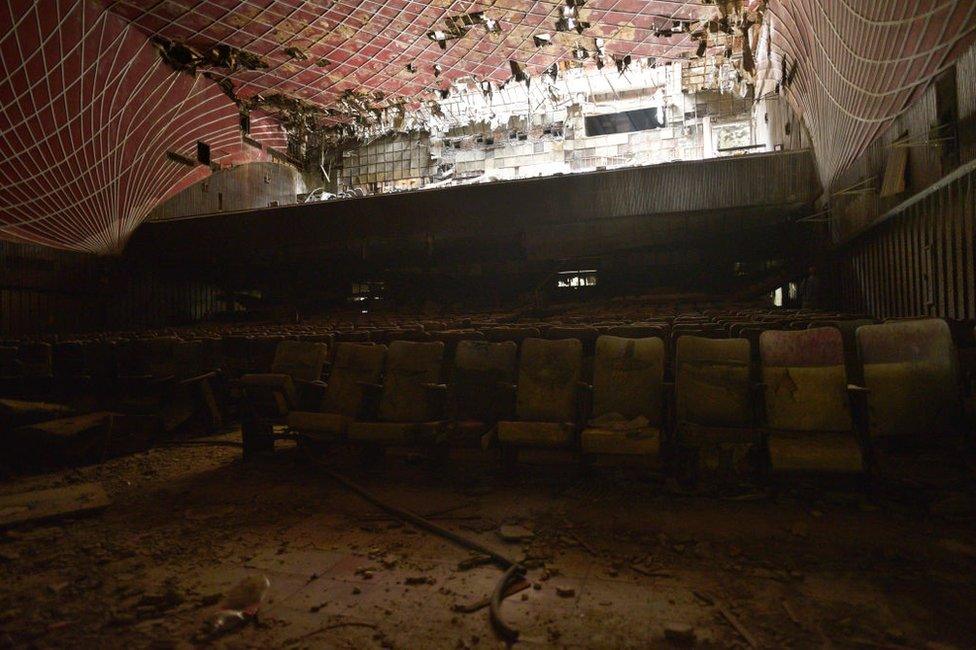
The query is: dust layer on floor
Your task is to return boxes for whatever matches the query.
[1,435,975,649]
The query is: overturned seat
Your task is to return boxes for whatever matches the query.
[760,328,865,475]
[446,340,517,447]
[288,343,387,443]
[347,341,446,448]
[497,338,583,456]
[580,336,665,465]
[855,319,961,442]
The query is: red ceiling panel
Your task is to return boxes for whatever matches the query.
[0,0,286,253]
[3,0,976,254]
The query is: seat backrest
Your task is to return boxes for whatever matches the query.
[592,336,665,425]
[811,319,875,384]
[378,341,445,422]
[17,343,52,378]
[483,327,540,343]
[515,338,582,422]
[607,324,667,340]
[760,328,851,432]
[0,346,19,377]
[857,319,958,438]
[221,335,252,377]
[250,337,282,373]
[272,340,329,382]
[676,336,752,427]
[322,343,386,417]
[451,340,518,422]
[53,342,87,378]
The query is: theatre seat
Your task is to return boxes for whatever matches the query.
[760,328,865,475]
[348,341,446,447]
[675,336,755,442]
[498,338,583,453]
[446,340,517,447]
[856,319,960,441]
[580,335,665,464]
[240,341,330,419]
[287,343,386,443]
[674,335,760,481]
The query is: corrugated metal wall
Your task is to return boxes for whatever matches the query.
[835,166,975,320]
[0,241,221,338]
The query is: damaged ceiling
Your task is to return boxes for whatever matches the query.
[1,0,975,253]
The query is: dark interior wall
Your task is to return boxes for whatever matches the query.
[0,241,221,338]
[126,150,822,312]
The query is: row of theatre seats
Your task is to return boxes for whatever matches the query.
[238,315,976,480]
[1,306,973,478]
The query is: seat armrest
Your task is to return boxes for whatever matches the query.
[576,382,593,426]
[179,370,218,385]
[295,379,328,411]
[422,383,449,419]
[495,382,518,421]
[662,381,675,436]
[846,384,871,438]
[357,382,383,421]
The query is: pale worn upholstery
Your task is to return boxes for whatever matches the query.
[498,338,582,448]
[591,336,664,423]
[675,336,752,428]
[760,328,861,473]
[515,338,581,422]
[348,341,445,445]
[377,341,445,422]
[321,343,387,416]
[271,340,329,382]
[760,328,852,432]
[581,336,664,457]
[239,341,329,417]
[452,340,517,422]
[288,343,386,441]
[857,319,958,439]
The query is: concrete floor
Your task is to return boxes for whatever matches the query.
[1,435,975,649]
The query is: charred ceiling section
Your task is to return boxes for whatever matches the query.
[3,0,975,253]
[106,0,768,165]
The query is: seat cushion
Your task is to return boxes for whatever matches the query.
[767,431,863,474]
[446,420,491,447]
[347,421,446,446]
[0,399,73,429]
[497,421,575,448]
[581,426,660,456]
[287,411,350,441]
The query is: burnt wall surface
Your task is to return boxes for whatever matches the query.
[0,241,220,338]
[130,150,819,265]
[832,163,976,324]
[829,42,976,243]
[148,162,307,222]
[126,150,821,308]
